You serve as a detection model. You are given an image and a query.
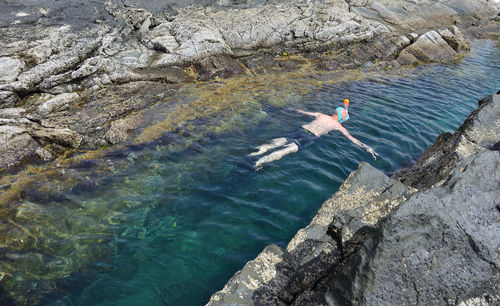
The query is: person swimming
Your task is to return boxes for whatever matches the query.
[249,99,378,168]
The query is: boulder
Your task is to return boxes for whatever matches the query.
[439,25,469,52]
[397,30,459,65]
[194,54,245,81]
[0,57,25,84]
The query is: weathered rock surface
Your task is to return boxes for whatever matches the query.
[327,149,500,305]
[0,57,25,84]
[0,91,19,108]
[0,0,497,172]
[397,27,469,65]
[393,91,500,189]
[208,91,500,305]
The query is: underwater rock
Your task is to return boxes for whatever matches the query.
[240,54,307,75]
[194,54,246,81]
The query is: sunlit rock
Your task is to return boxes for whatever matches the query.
[0,57,25,84]
[398,30,458,64]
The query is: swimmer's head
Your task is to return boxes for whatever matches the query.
[333,106,349,124]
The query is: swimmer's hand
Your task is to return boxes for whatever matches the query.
[366,147,379,160]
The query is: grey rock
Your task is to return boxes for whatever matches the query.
[37,92,80,115]
[394,92,500,189]
[38,56,102,91]
[29,127,83,149]
[34,147,54,161]
[208,244,297,305]
[326,150,500,305]
[397,30,459,65]
[370,2,400,25]
[0,108,26,119]
[11,37,102,93]
[0,91,19,108]
[103,113,144,145]
[194,54,245,81]
[150,34,179,53]
[26,41,53,65]
[128,66,193,83]
[439,25,469,52]
[55,81,179,148]
[0,125,40,171]
[0,57,25,83]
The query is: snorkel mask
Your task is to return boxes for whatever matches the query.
[336,99,350,124]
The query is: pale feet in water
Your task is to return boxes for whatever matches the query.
[250,141,298,169]
[248,137,288,157]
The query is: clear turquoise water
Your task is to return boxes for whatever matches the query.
[9,41,500,305]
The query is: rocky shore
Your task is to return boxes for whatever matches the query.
[1,0,499,172]
[0,0,499,304]
[207,91,500,305]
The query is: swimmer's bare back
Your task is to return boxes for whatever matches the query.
[301,114,343,136]
[297,109,379,160]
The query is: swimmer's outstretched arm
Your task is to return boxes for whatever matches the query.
[338,126,379,160]
[297,109,320,117]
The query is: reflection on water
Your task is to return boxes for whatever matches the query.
[0,40,499,305]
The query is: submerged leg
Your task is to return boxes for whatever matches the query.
[255,142,298,168]
[249,137,288,157]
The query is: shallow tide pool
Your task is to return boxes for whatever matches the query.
[1,40,499,305]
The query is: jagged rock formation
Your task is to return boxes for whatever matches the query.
[207,92,500,305]
[393,91,500,189]
[0,0,498,172]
